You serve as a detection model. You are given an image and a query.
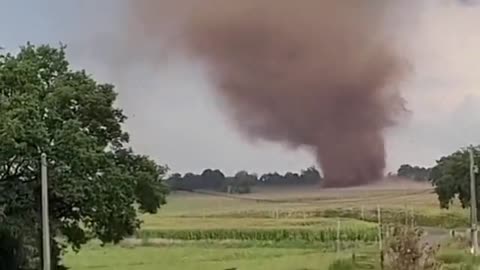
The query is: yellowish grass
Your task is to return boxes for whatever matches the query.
[157,181,452,218]
[142,216,375,230]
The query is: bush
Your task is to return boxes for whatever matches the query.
[384,225,441,270]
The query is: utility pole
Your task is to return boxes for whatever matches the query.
[41,153,51,270]
[470,147,478,255]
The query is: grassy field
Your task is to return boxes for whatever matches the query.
[154,184,441,217]
[65,244,340,270]
[65,182,473,270]
[150,183,466,220]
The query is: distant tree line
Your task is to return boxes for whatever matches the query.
[167,167,322,194]
[396,164,432,181]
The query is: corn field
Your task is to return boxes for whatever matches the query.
[136,227,379,242]
[207,207,468,229]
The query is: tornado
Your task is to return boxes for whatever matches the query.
[128,0,409,187]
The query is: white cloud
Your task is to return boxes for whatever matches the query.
[386,0,480,169]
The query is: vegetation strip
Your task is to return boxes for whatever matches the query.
[136,227,379,242]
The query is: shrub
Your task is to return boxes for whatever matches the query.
[384,225,441,270]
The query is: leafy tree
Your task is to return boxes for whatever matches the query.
[257,167,321,186]
[430,147,480,221]
[300,166,322,184]
[221,171,256,194]
[284,172,301,183]
[0,44,168,269]
[182,173,203,190]
[166,167,322,193]
[166,173,201,191]
[397,164,431,181]
[259,172,283,185]
[430,148,475,209]
[166,173,183,191]
[200,169,225,190]
[234,171,257,183]
[232,171,257,193]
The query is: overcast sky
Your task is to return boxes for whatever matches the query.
[1,0,480,175]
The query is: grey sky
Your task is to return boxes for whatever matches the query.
[2,0,480,175]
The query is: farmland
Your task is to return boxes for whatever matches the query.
[65,244,340,270]
[64,181,474,270]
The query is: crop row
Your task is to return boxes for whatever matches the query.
[136,227,379,242]
[206,208,468,229]
[321,208,468,229]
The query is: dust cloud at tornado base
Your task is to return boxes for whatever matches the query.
[126,0,417,187]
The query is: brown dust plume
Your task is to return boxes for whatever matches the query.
[128,0,409,187]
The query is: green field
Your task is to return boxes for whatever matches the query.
[64,183,474,270]
[65,244,340,270]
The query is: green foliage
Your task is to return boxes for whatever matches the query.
[167,166,322,193]
[259,166,322,186]
[397,164,432,181]
[0,228,30,270]
[201,169,226,190]
[0,44,168,268]
[223,171,257,194]
[384,225,441,270]
[430,147,479,212]
[136,227,378,242]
